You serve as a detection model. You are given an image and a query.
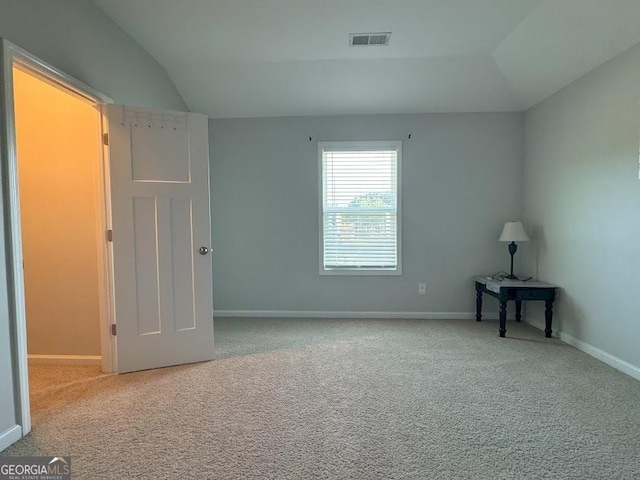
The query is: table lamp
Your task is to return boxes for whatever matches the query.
[499,221,529,280]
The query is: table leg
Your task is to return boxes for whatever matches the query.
[499,300,507,337]
[475,285,483,322]
[545,300,553,338]
[515,300,522,322]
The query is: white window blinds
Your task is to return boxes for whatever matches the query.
[320,142,401,273]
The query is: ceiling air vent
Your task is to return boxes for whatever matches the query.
[349,32,391,47]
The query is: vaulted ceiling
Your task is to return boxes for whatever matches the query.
[91,0,640,118]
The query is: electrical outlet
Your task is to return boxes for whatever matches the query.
[418,283,426,296]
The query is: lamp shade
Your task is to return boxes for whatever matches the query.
[499,221,529,242]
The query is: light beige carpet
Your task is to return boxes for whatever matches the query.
[3,318,640,479]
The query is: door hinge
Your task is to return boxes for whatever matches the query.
[111,324,117,336]
[106,229,113,242]
[103,132,109,145]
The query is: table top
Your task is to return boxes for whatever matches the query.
[473,276,558,294]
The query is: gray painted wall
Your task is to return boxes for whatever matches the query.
[0,0,186,110]
[210,113,524,313]
[0,0,188,449]
[522,42,640,369]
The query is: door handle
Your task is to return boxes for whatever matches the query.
[198,246,210,255]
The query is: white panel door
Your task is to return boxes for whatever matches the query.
[107,105,214,373]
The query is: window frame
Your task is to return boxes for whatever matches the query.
[318,140,402,276]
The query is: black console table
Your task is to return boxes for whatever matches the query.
[474,276,557,338]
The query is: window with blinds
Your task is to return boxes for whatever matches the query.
[319,141,401,275]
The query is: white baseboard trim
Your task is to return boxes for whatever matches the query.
[28,354,102,366]
[213,310,507,320]
[559,333,640,382]
[0,425,22,452]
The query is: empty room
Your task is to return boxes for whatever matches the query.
[1,1,639,479]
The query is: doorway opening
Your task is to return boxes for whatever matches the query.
[13,65,104,363]
[12,65,110,419]
[3,42,115,435]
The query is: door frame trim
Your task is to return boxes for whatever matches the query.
[0,38,114,436]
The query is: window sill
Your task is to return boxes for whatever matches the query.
[320,268,402,276]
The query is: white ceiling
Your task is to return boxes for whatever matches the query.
[91,0,640,118]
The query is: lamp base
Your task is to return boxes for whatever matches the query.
[507,242,519,280]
